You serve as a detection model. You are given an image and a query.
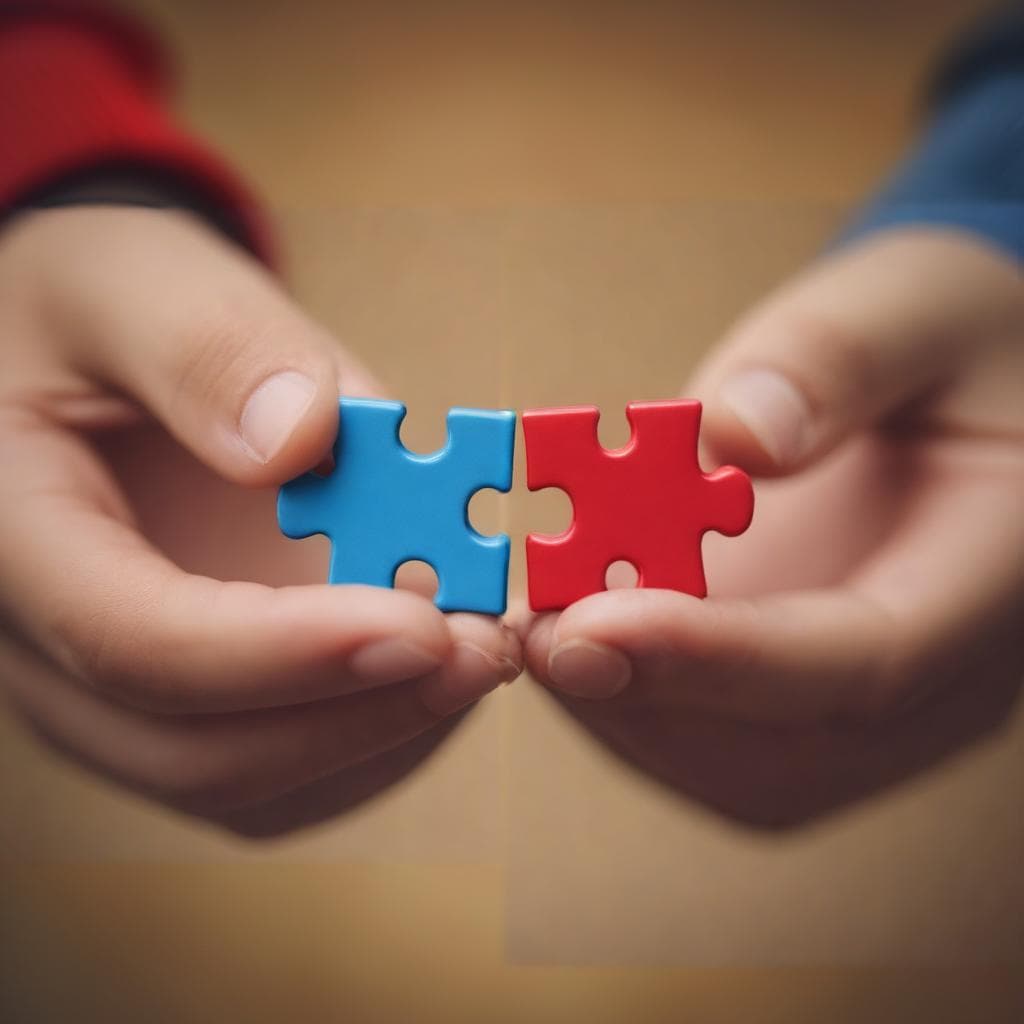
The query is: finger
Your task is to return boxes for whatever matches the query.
[33,206,357,486]
[0,412,467,713]
[526,443,1024,724]
[213,721,463,837]
[416,612,522,715]
[690,229,1024,476]
[0,630,496,816]
[526,589,895,722]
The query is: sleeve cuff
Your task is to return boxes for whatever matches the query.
[840,30,1024,265]
[0,6,276,266]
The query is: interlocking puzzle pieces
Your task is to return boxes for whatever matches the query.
[278,398,515,615]
[523,400,754,611]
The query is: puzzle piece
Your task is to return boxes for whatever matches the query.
[278,398,515,615]
[523,400,753,611]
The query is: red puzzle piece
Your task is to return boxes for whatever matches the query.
[523,400,754,611]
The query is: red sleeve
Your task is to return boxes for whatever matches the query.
[0,1,276,265]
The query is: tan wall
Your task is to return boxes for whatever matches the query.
[3,2,1021,1021]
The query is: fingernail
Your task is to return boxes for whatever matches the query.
[718,368,813,466]
[417,642,520,716]
[548,639,631,699]
[239,370,317,463]
[348,638,443,687]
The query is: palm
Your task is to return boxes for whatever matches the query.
[73,423,461,835]
[713,435,920,598]
[543,401,1024,828]
[96,421,319,589]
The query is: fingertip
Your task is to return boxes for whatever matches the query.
[502,597,535,640]
[700,369,814,478]
[530,606,635,702]
[234,363,340,487]
[700,400,780,477]
[547,637,632,699]
[542,591,709,699]
[523,611,559,679]
[444,612,524,675]
[415,614,524,715]
[539,590,718,699]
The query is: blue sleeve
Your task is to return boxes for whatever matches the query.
[843,8,1024,264]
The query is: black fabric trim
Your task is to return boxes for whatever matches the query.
[4,160,251,250]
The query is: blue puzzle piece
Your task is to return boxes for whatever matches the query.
[278,398,515,614]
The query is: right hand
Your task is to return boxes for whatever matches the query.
[520,229,1024,826]
[0,206,521,835]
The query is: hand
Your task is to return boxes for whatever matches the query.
[522,230,1024,827]
[0,206,521,835]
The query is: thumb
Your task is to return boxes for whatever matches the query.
[44,207,355,486]
[692,229,1023,476]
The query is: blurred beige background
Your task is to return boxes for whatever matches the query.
[2,1,1022,1021]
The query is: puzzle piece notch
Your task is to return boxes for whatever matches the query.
[523,400,753,611]
[278,398,515,614]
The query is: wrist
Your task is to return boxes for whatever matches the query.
[840,67,1024,266]
[6,163,259,253]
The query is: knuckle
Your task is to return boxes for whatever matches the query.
[46,581,135,690]
[169,314,266,417]
[47,572,183,712]
[780,308,879,413]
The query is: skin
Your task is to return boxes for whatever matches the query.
[1,206,1021,835]
[0,206,521,834]
[522,229,1024,827]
